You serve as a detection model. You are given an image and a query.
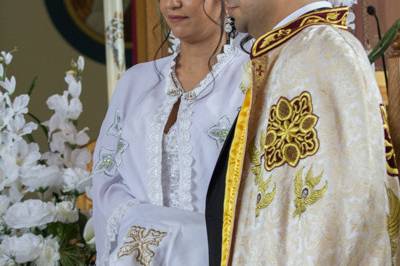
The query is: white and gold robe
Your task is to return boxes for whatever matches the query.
[222,7,400,266]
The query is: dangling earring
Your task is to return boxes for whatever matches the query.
[224,16,238,44]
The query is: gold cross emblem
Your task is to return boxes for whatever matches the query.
[118,226,167,266]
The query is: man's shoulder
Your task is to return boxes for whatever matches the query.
[285,25,369,65]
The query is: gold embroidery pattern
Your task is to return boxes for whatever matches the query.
[118,226,167,266]
[259,29,292,50]
[252,58,267,88]
[299,11,347,27]
[251,7,349,58]
[387,187,400,259]
[264,91,319,172]
[250,131,276,217]
[380,105,399,177]
[293,166,327,218]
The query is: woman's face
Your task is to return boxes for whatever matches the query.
[160,0,222,44]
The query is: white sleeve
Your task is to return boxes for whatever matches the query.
[92,75,208,266]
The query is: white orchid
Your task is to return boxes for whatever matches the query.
[65,73,82,98]
[55,201,79,224]
[64,147,91,169]
[21,165,61,192]
[49,124,89,153]
[0,76,16,95]
[0,233,43,263]
[7,114,37,138]
[0,254,16,266]
[62,167,91,194]
[0,196,10,217]
[34,236,60,266]
[0,53,94,264]
[0,52,13,65]
[0,140,42,189]
[0,64,4,79]
[5,182,24,204]
[77,56,85,72]
[4,200,56,229]
[46,92,83,122]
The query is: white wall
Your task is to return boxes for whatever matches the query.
[0,0,108,147]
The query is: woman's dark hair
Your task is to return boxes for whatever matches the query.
[153,0,226,82]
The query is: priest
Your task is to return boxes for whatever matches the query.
[206,1,400,265]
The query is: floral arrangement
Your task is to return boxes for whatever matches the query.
[0,51,94,265]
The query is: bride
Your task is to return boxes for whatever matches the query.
[91,0,249,265]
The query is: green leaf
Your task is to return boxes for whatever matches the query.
[27,112,49,139]
[27,76,38,96]
[369,19,400,63]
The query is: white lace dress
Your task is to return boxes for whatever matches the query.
[162,124,180,208]
[92,43,250,266]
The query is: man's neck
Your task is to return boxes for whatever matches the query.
[251,0,325,38]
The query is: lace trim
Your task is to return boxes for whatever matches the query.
[147,99,176,206]
[101,199,138,266]
[146,44,237,210]
[165,44,238,102]
[162,125,180,208]
[176,103,194,211]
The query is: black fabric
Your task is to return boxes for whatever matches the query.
[206,116,238,266]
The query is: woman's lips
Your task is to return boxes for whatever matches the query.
[167,15,189,23]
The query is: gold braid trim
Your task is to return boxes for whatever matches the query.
[221,88,253,266]
[251,7,349,58]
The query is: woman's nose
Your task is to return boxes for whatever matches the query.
[165,0,183,10]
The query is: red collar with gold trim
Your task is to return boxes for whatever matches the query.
[251,7,349,59]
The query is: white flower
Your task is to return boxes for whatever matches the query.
[6,182,24,204]
[4,200,56,229]
[0,76,16,94]
[0,196,10,217]
[55,201,79,223]
[0,100,13,130]
[62,167,91,193]
[49,124,89,153]
[0,52,12,65]
[0,254,16,266]
[0,140,42,189]
[77,56,85,72]
[65,73,81,98]
[0,64,4,78]
[21,165,61,192]
[83,217,95,247]
[0,233,43,263]
[7,114,37,137]
[11,94,29,114]
[41,152,64,167]
[34,236,60,266]
[65,147,91,169]
[0,153,18,191]
[46,91,82,121]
